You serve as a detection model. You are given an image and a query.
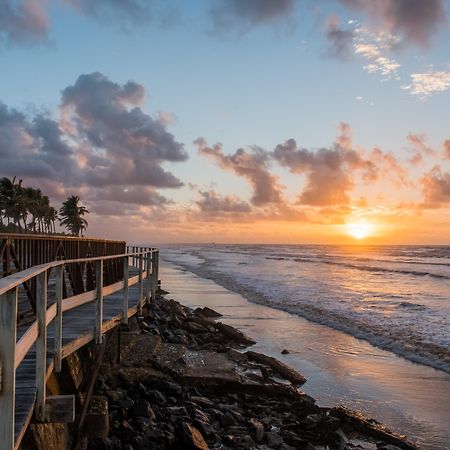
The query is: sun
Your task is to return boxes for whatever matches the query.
[345,222,374,240]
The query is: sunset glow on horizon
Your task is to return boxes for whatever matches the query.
[1,1,450,245]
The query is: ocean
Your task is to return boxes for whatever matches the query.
[158,244,450,448]
[160,244,450,373]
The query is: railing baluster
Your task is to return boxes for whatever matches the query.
[54,265,63,372]
[122,256,129,325]
[0,287,18,450]
[95,260,104,344]
[145,252,151,302]
[138,254,143,314]
[151,250,158,301]
[35,270,47,422]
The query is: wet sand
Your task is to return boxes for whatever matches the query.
[160,261,450,449]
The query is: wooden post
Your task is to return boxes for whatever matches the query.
[54,264,63,373]
[151,250,158,301]
[138,254,143,314]
[122,256,129,325]
[95,260,104,344]
[145,252,151,302]
[35,270,47,422]
[0,287,18,450]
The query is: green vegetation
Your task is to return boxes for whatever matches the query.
[59,195,89,237]
[0,177,89,236]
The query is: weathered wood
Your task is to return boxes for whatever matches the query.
[122,256,129,325]
[62,290,97,312]
[0,287,18,450]
[14,323,37,370]
[0,248,157,449]
[44,395,75,423]
[138,254,143,314]
[151,250,158,301]
[35,271,47,422]
[54,265,63,372]
[95,260,104,344]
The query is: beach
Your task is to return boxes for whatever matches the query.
[159,251,450,450]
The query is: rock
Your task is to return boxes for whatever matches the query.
[194,307,222,318]
[117,396,135,409]
[184,321,208,333]
[147,389,167,405]
[217,411,237,427]
[227,349,247,363]
[147,379,182,396]
[167,299,188,317]
[249,418,264,442]
[190,396,214,408]
[180,422,210,450]
[215,322,256,346]
[246,351,306,385]
[237,435,256,448]
[266,431,284,447]
[281,349,289,355]
[131,400,155,419]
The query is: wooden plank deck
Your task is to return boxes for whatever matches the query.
[13,275,143,449]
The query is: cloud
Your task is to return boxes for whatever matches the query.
[406,132,436,165]
[196,190,252,215]
[272,123,378,206]
[340,0,446,46]
[209,0,296,34]
[444,140,450,159]
[325,15,354,59]
[0,0,49,46]
[0,72,188,216]
[353,27,400,79]
[0,102,75,179]
[421,166,450,207]
[61,72,188,188]
[401,70,450,98]
[195,137,284,205]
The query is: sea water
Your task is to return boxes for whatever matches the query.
[158,244,450,449]
[160,244,450,373]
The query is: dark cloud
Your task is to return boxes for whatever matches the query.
[0,72,188,217]
[88,186,170,206]
[61,72,188,188]
[195,137,283,205]
[272,124,377,206]
[209,0,296,34]
[325,15,354,59]
[421,166,450,207]
[0,0,49,46]
[0,102,75,179]
[196,190,251,214]
[340,0,446,46]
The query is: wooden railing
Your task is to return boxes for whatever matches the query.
[0,234,126,318]
[0,247,159,450]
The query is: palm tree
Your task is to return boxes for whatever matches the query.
[0,176,27,230]
[59,195,89,236]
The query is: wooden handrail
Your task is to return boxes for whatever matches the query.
[0,250,156,296]
[0,247,160,450]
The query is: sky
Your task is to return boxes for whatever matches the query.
[1,0,450,245]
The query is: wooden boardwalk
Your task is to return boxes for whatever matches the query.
[0,248,159,450]
[14,279,142,447]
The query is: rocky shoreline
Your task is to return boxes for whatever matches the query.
[83,293,419,450]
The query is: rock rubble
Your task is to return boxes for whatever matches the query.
[84,295,418,450]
